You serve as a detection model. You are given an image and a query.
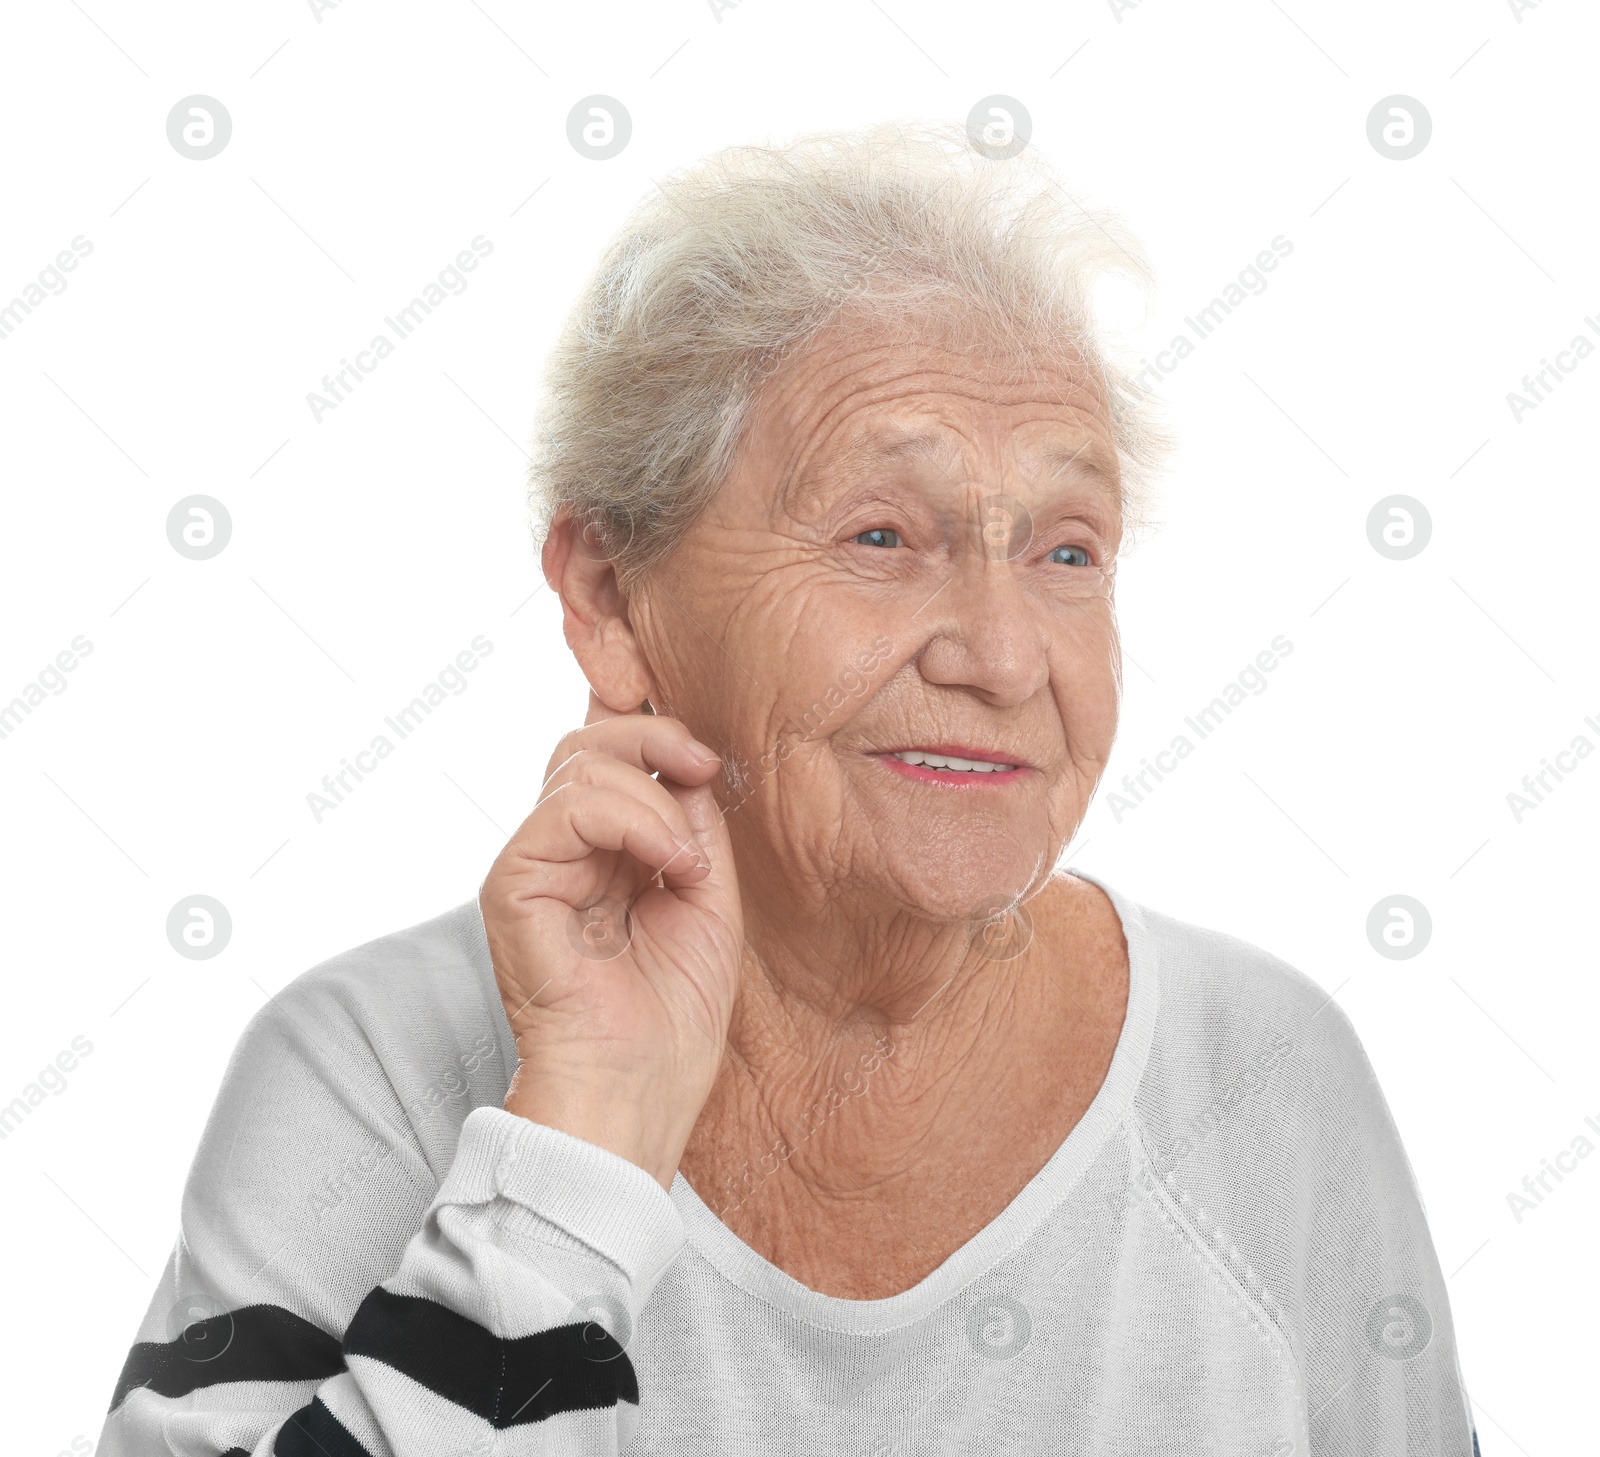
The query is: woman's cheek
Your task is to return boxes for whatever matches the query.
[1056,631,1122,757]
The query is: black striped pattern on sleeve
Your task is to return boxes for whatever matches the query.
[273,1397,376,1456]
[109,1304,346,1411]
[111,1286,640,1449]
[344,1285,638,1427]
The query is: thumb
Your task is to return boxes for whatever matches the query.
[657,771,737,899]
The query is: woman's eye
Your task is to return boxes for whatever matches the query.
[855,528,900,548]
[1049,544,1092,566]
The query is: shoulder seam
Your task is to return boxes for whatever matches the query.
[1126,1114,1309,1421]
[251,987,440,1212]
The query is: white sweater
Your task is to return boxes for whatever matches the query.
[96,875,1480,1455]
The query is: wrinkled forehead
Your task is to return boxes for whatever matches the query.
[745,315,1122,520]
[821,413,1119,492]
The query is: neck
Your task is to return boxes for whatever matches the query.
[682,873,1099,1216]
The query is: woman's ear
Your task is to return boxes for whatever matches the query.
[542,509,658,713]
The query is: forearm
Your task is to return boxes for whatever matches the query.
[100,1108,686,1457]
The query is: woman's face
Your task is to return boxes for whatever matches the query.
[630,313,1124,925]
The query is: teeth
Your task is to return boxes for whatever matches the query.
[892,750,1017,773]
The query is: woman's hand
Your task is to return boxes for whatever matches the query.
[479,692,743,1189]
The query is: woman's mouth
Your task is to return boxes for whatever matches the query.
[873,746,1031,785]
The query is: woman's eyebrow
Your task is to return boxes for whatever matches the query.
[1028,436,1118,485]
[832,425,965,475]
[833,425,1115,479]
[782,427,963,516]
[796,425,1117,517]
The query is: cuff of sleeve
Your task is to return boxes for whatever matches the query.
[437,1105,687,1299]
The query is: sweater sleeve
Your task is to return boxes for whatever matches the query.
[1290,1000,1479,1456]
[94,971,687,1457]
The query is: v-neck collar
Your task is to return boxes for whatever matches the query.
[667,872,1160,1335]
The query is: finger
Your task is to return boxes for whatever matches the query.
[536,753,706,858]
[600,852,661,907]
[506,840,668,920]
[517,784,708,885]
[655,774,733,893]
[526,840,670,915]
[547,712,722,790]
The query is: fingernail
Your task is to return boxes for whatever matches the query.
[689,740,720,764]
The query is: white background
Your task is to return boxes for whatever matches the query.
[1,0,1594,1451]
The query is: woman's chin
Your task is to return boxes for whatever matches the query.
[843,791,1061,916]
[868,851,1050,928]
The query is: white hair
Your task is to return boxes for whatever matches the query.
[527,121,1172,587]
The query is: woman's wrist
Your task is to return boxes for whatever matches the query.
[503,1070,691,1191]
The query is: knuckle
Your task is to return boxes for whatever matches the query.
[549,729,583,766]
[542,747,606,794]
[547,741,588,775]
[536,778,582,809]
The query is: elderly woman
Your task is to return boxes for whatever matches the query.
[100,126,1477,1456]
